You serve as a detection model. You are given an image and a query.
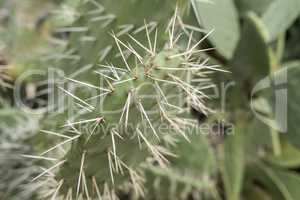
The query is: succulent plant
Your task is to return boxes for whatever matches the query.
[144,132,218,200]
[35,7,223,197]
[0,101,42,200]
[1,0,300,200]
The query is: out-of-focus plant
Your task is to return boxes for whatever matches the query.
[0,100,42,200]
[191,0,300,199]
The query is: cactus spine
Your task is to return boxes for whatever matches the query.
[30,1,220,199]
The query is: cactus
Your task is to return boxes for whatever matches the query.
[4,1,300,200]
[52,0,199,82]
[144,133,218,200]
[31,2,221,197]
[0,101,42,200]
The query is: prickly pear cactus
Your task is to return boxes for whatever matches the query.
[144,133,218,200]
[53,0,195,82]
[31,1,221,199]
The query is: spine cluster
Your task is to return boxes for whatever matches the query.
[28,1,221,199]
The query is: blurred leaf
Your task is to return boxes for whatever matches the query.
[191,0,240,59]
[221,123,245,200]
[252,97,273,116]
[248,163,284,200]
[268,63,300,149]
[257,162,300,200]
[262,0,300,41]
[246,117,272,157]
[271,170,300,199]
[275,33,286,63]
[282,60,300,68]
[284,19,300,61]
[244,185,272,200]
[267,140,300,168]
[234,0,274,16]
[0,0,63,80]
[231,12,271,84]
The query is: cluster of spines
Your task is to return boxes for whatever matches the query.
[50,0,207,70]
[23,2,225,199]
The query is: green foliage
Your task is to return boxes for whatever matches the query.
[0,0,65,79]
[284,20,300,61]
[231,12,271,85]
[262,0,300,41]
[270,64,300,148]
[145,130,217,199]
[234,0,274,16]
[221,122,245,200]
[251,162,300,200]
[191,0,240,59]
[0,103,41,200]
[267,139,300,168]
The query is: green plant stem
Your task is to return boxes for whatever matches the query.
[269,50,282,156]
[271,128,282,156]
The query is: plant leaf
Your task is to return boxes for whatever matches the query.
[256,162,300,200]
[284,20,300,61]
[268,62,300,149]
[221,122,245,200]
[267,139,300,168]
[262,0,300,41]
[234,0,274,16]
[191,0,240,59]
[231,12,271,85]
[244,185,273,200]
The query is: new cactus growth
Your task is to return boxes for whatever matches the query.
[33,8,220,199]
